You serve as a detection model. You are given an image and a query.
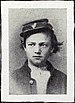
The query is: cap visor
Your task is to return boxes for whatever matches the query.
[20,27,52,38]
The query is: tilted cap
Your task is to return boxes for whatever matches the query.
[20,18,54,38]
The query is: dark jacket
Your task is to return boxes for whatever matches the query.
[9,61,67,94]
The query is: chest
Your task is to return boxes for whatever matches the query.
[31,70,50,94]
[12,69,66,94]
[15,71,50,94]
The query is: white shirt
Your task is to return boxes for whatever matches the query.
[29,64,51,94]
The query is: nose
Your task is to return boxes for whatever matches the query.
[34,45,41,54]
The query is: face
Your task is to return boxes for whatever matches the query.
[24,32,52,67]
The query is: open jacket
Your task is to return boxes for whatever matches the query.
[10,60,67,94]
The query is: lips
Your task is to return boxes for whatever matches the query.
[33,56,43,60]
[33,56,42,60]
[33,56,42,57]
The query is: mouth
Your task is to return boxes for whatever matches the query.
[33,56,42,57]
[33,56,42,60]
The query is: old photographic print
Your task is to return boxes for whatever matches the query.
[1,1,74,102]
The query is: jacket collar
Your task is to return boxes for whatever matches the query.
[46,61,55,76]
[23,60,55,76]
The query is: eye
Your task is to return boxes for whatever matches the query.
[40,43,48,47]
[27,43,35,47]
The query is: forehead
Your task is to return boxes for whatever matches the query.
[26,32,51,43]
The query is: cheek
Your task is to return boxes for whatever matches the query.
[25,49,30,54]
[26,48,33,53]
[25,48,33,56]
[25,50,32,59]
[42,48,50,56]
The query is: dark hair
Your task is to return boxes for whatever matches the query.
[20,30,63,53]
[50,32,63,53]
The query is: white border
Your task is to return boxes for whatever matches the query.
[1,1,74,102]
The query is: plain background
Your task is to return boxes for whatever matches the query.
[9,8,67,74]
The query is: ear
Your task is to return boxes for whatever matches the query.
[49,48,54,56]
[50,48,54,53]
[23,45,26,51]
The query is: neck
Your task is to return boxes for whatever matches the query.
[28,60,47,70]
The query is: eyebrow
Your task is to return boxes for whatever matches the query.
[27,42,36,44]
[27,42,49,44]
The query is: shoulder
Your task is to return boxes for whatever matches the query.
[47,61,67,79]
[11,61,31,82]
[53,69,67,81]
[53,69,67,77]
[47,69,67,94]
[11,66,28,81]
[51,68,67,89]
[9,64,29,94]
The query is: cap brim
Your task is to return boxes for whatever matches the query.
[20,26,52,38]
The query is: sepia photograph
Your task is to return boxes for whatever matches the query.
[1,1,74,102]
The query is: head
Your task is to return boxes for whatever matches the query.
[20,19,63,67]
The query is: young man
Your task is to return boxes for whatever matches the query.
[10,19,67,94]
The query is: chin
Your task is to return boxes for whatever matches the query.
[33,61,42,65]
[31,60,45,67]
